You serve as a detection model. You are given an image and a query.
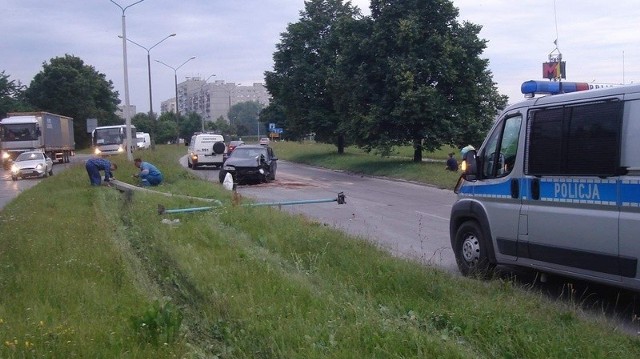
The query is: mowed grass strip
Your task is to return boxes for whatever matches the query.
[270,141,461,189]
[0,144,637,357]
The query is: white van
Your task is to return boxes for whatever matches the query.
[451,80,640,291]
[187,133,226,169]
[136,132,151,149]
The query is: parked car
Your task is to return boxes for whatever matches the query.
[10,151,54,181]
[219,145,277,184]
[259,137,270,145]
[224,140,245,162]
[227,140,245,154]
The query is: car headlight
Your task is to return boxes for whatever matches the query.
[94,148,101,155]
[117,145,124,153]
[190,153,198,161]
[223,165,235,171]
[259,168,265,175]
[36,163,44,170]
[2,152,9,160]
[11,164,19,174]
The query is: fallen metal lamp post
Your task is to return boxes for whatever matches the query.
[158,192,346,215]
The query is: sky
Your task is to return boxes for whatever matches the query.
[1,0,639,115]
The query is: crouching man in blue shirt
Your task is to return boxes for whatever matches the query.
[133,158,163,186]
[85,157,117,186]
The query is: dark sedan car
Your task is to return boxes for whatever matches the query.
[218,145,277,184]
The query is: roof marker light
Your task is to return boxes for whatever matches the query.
[521,80,590,97]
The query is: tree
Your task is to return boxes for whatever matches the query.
[227,101,264,137]
[0,71,31,118]
[155,112,178,145]
[260,101,288,139]
[131,112,153,133]
[25,54,120,148]
[265,0,360,152]
[180,112,202,141]
[207,116,233,139]
[349,0,507,161]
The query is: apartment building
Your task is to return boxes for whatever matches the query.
[160,78,270,124]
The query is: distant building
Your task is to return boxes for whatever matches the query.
[160,78,270,125]
[160,98,176,115]
[115,104,136,120]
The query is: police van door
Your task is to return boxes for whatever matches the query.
[521,101,623,281]
[473,112,524,263]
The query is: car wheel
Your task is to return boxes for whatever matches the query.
[454,220,495,277]
[11,175,17,181]
[218,170,227,183]
[187,161,192,168]
[49,168,54,176]
[43,170,49,178]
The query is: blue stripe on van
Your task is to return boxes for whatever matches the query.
[461,177,640,207]
[462,180,512,199]
[621,180,640,207]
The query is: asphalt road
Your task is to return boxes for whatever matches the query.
[181,156,459,273]
[0,154,90,211]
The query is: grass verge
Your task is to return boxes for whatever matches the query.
[270,141,461,189]
[0,145,637,357]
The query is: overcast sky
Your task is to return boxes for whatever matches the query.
[1,0,639,115]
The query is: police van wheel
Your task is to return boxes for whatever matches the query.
[454,221,494,277]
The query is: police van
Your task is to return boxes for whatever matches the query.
[450,80,640,291]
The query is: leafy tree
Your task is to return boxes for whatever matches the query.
[206,116,234,139]
[349,0,507,161]
[0,71,31,117]
[260,101,288,139]
[25,54,120,148]
[228,101,264,136]
[180,112,202,141]
[155,112,178,144]
[131,112,153,134]
[265,0,360,153]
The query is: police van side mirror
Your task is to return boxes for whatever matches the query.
[454,150,479,194]
[461,150,478,181]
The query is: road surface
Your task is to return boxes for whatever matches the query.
[182,157,459,272]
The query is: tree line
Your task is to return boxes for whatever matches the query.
[262,0,508,161]
[0,56,265,149]
[1,0,508,159]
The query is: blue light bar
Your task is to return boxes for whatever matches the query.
[521,80,590,96]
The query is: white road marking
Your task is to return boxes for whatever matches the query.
[415,210,449,221]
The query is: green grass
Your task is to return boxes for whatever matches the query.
[0,145,638,357]
[270,141,461,189]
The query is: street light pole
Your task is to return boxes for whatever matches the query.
[200,74,215,131]
[110,0,144,161]
[120,33,176,149]
[155,56,196,144]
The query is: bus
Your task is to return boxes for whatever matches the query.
[91,125,136,156]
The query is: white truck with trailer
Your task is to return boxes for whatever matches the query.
[0,112,75,169]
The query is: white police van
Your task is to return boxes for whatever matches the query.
[450,80,640,291]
